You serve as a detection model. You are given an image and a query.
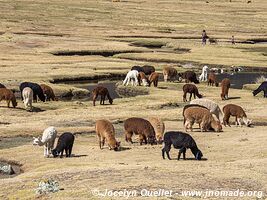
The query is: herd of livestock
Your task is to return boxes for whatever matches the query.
[0,64,267,160]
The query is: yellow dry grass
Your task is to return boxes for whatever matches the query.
[0,0,267,199]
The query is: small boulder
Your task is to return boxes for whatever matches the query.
[0,162,15,175]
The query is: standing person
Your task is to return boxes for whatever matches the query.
[231,35,235,44]
[202,30,208,45]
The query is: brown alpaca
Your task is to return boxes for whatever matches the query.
[0,88,17,108]
[221,78,230,100]
[124,117,156,145]
[184,107,222,132]
[148,72,159,87]
[92,86,113,106]
[183,84,202,102]
[95,119,121,151]
[138,72,149,86]
[40,84,58,101]
[163,66,177,82]
[208,73,219,87]
[223,104,252,127]
[148,117,165,144]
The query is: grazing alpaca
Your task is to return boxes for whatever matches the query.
[148,72,159,87]
[52,132,75,158]
[183,84,202,102]
[138,72,149,86]
[92,86,113,106]
[253,81,267,97]
[208,72,219,87]
[0,88,17,108]
[190,98,224,123]
[124,117,156,145]
[40,84,58,101]
[142,65,155,75]
[33,127,57,157]
[221,78,230,100]
[19,82,46,102]
[22,87,33,111]
[199,66,209,82]
[123,70,139,86]
[184,106,222,132]
[162,66,177,82]
[95,119,121,151]
[223,104,252,127]
[0,83,6,88]
[131,65,144,73]
[178,71,199,84]
[148,117,165,144]
[162,131,203,160]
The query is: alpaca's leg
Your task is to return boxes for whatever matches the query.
[44,146,46,157]
[101,138,105,148]
[237,118,242,127]
[178,147,186,160]
[189,93,192,101]
[183,93,187,102]
[125,131,133,143]
[164,74,167,82]
[7,100,10,108]
[98,136,102,149]
[93,94,98,106]
[102,94,106,105]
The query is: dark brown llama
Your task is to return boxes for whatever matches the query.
[92,86,113,106]
[183,84,203,102]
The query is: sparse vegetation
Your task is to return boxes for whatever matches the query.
[0,0,267,199]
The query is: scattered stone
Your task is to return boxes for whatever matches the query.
[0,162,15,175]
[35,179,60,195]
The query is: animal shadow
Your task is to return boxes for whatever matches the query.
[30,107,45,112]
[119,146,131,151]
[227,97,241,100]
[71,154,88,158]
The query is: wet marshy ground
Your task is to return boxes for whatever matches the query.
[217,72,267,89]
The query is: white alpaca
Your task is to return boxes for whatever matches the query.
[190,98,224,123]
[22,87,33,111]
[199,65,209,82]
[33,127,57,157]
[123,70,139,86]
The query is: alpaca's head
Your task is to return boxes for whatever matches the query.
[32,137,41,145]
[244,119,252,127]
[211,115,223,132]
[195,150,203,160]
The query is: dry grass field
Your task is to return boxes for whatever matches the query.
[0,0,267,199]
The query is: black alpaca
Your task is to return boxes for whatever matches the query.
[162,131,203,160]
[253,81,267,98]
[0,83,6,88]
[52,132,75,158]
[19,82,46,102]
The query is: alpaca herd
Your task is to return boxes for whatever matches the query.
[0,65,264,161]
[32,98,252,160]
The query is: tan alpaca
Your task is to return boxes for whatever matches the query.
[163,66,177,82]
[95,120,120,151]
[184,107,222,132]
[148,117,165,144]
